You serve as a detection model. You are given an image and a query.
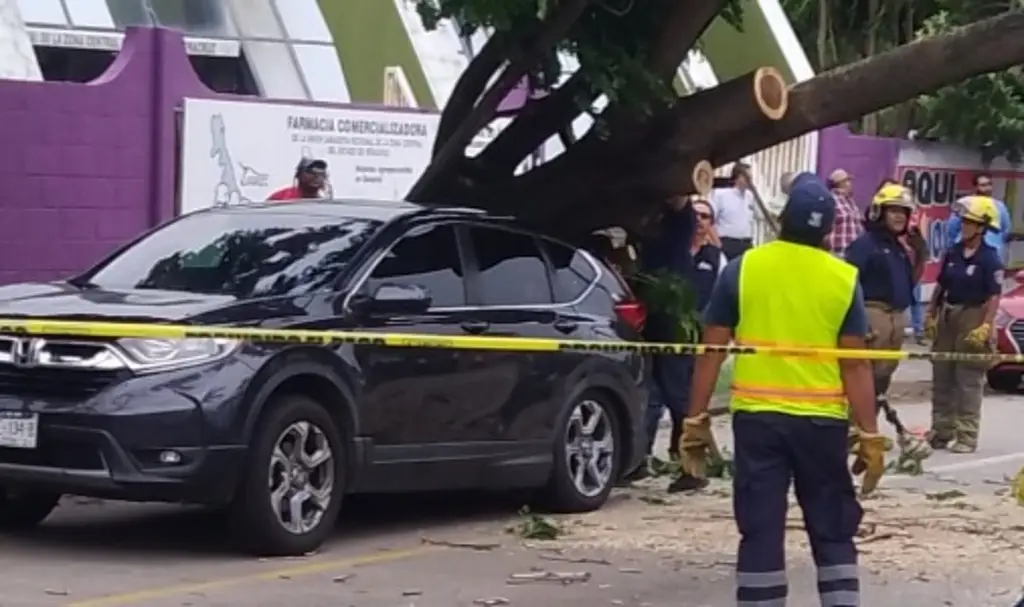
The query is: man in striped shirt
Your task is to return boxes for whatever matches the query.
[825,169,864,258]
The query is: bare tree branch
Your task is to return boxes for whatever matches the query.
[433,32,511,157]
[638,11,1024,194]
[407,0,592,202]
[473,72,596,177]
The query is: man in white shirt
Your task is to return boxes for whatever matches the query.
[765,172,795,221]
[711,163,756,260]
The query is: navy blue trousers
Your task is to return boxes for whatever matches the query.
[733,412,862,607]
[643,354,693,456]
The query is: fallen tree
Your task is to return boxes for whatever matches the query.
[406,1,1024,237]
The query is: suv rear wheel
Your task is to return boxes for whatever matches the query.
[230,394,345,556]
[0,488,60,530]
[538,393,620,513]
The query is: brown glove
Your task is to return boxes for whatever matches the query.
[679,413,714,478]
[852,431,887,495]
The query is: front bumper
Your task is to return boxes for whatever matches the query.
[0,359,252,505]
[0,426,246,503]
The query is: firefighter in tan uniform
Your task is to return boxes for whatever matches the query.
[844,184,917,418]
[926,196,1004,453]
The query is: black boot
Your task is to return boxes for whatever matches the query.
[667,474,709,493]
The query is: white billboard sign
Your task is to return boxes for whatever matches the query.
[179,98,439,213]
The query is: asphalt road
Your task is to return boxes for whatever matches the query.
[2,379,1024,606]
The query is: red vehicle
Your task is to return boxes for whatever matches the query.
[988,270,1024,392]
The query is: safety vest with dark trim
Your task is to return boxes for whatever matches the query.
[731,240,858,420]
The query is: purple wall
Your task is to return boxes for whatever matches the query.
[817,125,900,207]
[0,27,220,285]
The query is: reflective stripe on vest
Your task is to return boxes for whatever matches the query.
[732,240,858,420]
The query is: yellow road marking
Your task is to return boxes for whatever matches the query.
[66,545,437,607]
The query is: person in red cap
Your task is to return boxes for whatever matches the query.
[267,158,328,201]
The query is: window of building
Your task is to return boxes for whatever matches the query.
[66,0,116,27]
[16,0,69,25]
[467,228,553,306]
[292,44,350,102]
[189,53,259,95]
[35,47,117,83]
[242,41,306,99]
[104,0,237,36]
[366,225,466,308]
[226,0,284,38]
[273,0,333,42]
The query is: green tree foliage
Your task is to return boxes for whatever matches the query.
[915,2,1024,162]
[405,0,1024,234]
[414,0,744,113]
[783,0,1024,159]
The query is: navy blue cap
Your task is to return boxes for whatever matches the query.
[296,157,327,173]
[780,173,836,242]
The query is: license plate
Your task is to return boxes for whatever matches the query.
[0,411,38,449]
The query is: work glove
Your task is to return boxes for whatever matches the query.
[965,322,992,348]
[924,315,937,341]
[678,412,714,478]
[851,431,887,496]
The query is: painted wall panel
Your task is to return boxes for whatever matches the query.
[320,0,433,106]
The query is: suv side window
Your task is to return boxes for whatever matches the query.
[539,239,597,303]
[466,227,552,306]
[365,224,466,308]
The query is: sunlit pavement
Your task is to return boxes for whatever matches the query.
[2,493,1020,607]
[1,386,1023,606]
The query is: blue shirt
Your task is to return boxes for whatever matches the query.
[642,206,695,278]
[843,229,915,311]
[692,243,726,312]
[703,257,868,337]
[937,242,1003,306]
[946,198,1011,261]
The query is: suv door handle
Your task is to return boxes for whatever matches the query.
[461,320,490,335]
[553,319,578,335]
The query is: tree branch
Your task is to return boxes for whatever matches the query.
[433,32,510,157]
[647,0,730,78]
[708,10,1024,165]
[473,71,596,177]
[407,0,592,202]
[634,10,1024,193]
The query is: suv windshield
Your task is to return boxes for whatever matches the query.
[79,210,383,298]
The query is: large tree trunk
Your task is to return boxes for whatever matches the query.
[410,10,1024,237]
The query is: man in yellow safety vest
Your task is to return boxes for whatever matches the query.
[679,173,886,607]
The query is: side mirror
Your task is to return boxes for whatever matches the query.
[368,283,432,315]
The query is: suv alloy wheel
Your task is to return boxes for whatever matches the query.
[229,394,345,556]
[0,487,61,530]
[539,393,620,512]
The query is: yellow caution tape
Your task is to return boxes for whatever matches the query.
[0,317,1014,363]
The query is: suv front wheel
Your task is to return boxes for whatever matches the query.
[0,488,61,530]
[230,394,345,556]
[538,393,620,513]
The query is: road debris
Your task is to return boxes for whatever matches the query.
[538,552,611,565]
[472,598,510,606]
[536,480,1024,577]
[421,537,501,551]
[507,570,591,585]
[509,507,562,540]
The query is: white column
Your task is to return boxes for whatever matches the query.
[0,0,43,81]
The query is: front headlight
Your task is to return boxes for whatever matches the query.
[116,338,240,372]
